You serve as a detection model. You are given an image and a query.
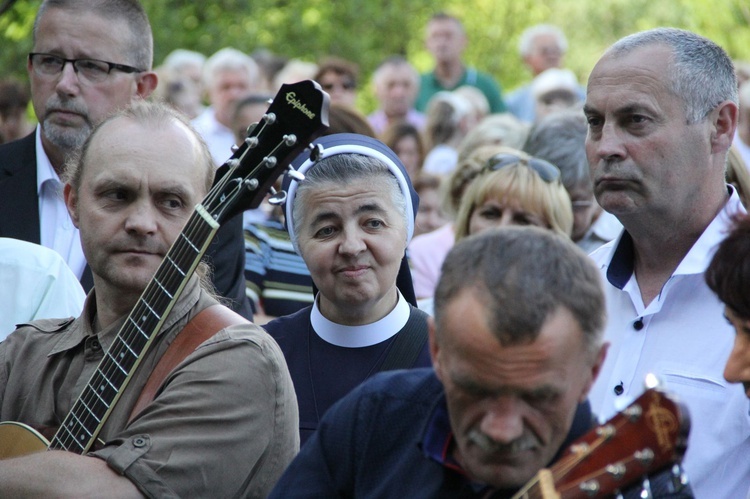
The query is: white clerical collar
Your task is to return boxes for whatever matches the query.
[311,290,411,348]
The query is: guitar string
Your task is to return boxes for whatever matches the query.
[546,416,631,490]
[53,131,289,451]
[56,138,251,449]
[509,473,543,499]
[52,215,202,450]
[555,455,643,496]
[52,212,211,451]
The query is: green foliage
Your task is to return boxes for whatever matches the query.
[2,0,750,114]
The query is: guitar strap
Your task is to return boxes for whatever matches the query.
[378,308,429,372]
[128,304,247,423]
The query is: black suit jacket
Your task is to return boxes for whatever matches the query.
[0,133,252,319]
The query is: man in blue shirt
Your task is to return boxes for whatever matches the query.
[269,227,692,498]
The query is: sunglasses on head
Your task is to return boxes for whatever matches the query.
[482,153,561,183]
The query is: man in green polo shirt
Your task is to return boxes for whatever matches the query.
[416,12,506,114]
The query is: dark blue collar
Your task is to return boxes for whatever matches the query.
[606,230,635,290]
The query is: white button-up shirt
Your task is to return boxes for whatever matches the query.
[589,187,750,499]
[35,127,87,279]
[192,106,235,167]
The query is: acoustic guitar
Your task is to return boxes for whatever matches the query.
[0,79,329,459]
[512,386,690,499]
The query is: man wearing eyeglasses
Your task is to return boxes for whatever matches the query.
[0,0,253,319]
[0,0,156,293]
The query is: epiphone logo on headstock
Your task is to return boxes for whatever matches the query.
[645,395,679,452]
[285,92,316,119]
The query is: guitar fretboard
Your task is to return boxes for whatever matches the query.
[48,209,218,453]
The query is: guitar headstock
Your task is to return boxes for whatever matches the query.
[204,80,329,224]
[549,388,690,499]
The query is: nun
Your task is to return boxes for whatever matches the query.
[263,133,431,445]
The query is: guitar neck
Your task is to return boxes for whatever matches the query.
[45,79,330,454]
[512,388,689,499]
[48,208,219,453]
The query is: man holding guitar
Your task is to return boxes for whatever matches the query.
[269,227,692,498]
[0,101,300,497]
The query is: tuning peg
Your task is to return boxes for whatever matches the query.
[640,476,653,499]
[243,178,259,191]
[577,480,600,495]
[670,464,689,491]
[263,156,278,169]
[230,144,239,153]
[622,403,643,422]
[286,166,305,182]
[283,134,297,147]
[268,190,287,206]
[245,136,259,149]
[245,122,259,136]
[263,112,277,125]
[634,448,655,467]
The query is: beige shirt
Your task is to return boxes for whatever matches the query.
[0,276,299,498]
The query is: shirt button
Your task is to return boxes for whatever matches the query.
[614,383,624,395]
[633,318,644,331]
[90,339,101,351]
[133,437,147,447]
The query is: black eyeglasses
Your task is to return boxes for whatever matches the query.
[482,153,561,183]
[29,53,144,84]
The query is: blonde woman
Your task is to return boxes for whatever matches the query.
[454,146,573,240]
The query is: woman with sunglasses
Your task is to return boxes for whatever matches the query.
[454,146,573,240]
[417,146,573,315]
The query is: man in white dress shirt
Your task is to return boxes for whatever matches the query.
[583,28,750,498]
[191,47,262,166]
[0,0,158,289]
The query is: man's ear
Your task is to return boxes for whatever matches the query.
[428,316,442,380]
[710,100,739,154]
[63,183,80,228]
[136,71,159,100]
[579,342,609,403]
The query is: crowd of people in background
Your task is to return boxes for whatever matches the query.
[4,1,750,497]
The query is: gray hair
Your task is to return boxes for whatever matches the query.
[434,226,605,357]
[290,154,408,253]
[203,47,260,90]
[163,48,206,73]
[606,27,738,124]
[34,0,153,71]
[518,24,568,58]
[522,109,590,192]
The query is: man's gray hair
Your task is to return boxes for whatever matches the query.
[607,27,738,124]
[518,24,568,58]
[34,0,153,71]
[203,47,260,90]
[290,154,408,252]
[434,226,605,356]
